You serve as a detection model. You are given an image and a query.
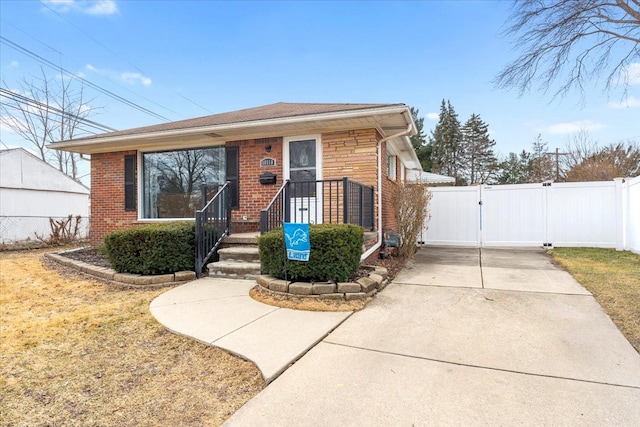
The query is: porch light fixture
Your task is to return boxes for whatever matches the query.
[265,145,272,153]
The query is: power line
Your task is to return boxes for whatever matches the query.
[177,93,213,114]
[38,1,146,75]
[0,19,63,57]
[0,87,118,133]
[0,36,172,122]
[2,22,181,120]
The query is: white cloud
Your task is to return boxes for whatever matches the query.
[43,0,118,16]
[120,72,152,87]
[544,120,605,134]
[607,96,640,109]
[86,64,152,87]
[9,60,19,68]
[426,112,438,120]
[86,0,118,15]
[627,63,640,86]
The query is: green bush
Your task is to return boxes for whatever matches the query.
[259,224,364,282]
[102,222,196,275]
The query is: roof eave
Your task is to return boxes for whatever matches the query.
[48,104,410,154]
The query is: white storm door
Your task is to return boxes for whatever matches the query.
[284,136,322,224]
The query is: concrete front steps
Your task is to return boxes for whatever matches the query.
[207,233,261,279]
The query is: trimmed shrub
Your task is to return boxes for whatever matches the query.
[102,222,196,275]
[259,224,363,282]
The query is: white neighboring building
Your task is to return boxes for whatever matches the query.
[407,169,455,185]
[0,148,90,246]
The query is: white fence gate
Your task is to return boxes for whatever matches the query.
[421,177,640,253]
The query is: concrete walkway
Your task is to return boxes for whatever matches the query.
[225,247,640,426]
[149,278,351,383]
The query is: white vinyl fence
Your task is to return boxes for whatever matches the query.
[421,176,640,253]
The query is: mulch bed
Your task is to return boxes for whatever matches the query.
[61,248,112,268]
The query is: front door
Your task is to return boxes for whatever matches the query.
[284,136,322,224]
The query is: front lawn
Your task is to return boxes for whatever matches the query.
[0,248,264,426]
[551,247,640,353]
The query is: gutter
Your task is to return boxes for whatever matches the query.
[361,115,415,262]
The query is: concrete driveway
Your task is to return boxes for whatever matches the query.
[225,247,640,426]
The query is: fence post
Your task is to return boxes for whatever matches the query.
[225,181,232,235]
[614,178,625,251]
[343,177,349,224]
[195,211,202,278]
[369,185,375,230]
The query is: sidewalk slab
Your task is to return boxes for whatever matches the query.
[150,278,352,384]
[394,263,482,288]
[151,293,278,344]
[225,342,640,427]
[150,277,254,306]
[326,283,640,387]
[415,246,479,266]
[480,247,556,269]
[214,308,351,382]
[482,266,592,294]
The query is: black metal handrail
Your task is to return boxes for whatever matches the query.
[260,179,290,235]
[195,181,231,278]
[259,177,374,234]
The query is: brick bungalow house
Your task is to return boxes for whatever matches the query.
[50,102,422,263]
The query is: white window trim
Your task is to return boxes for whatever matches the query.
[283,134,323,181]
[387,154,397,181]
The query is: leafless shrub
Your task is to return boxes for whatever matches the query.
[392,181,432,259]
[35,215,83,246]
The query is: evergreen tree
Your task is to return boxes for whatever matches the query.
[409,107,432,171]
[497,150,532,184]
[529,134,555,182]
[461,113,498,184]
[428,99,464,184]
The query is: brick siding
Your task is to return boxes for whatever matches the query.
[90,151,138,246]
[227,137,282,232]
[89,129,402,245]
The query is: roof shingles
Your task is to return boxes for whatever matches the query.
[66,102,403,142]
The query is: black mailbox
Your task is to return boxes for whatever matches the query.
[259,172,277,185]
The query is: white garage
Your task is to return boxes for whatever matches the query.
[0,148,90,246]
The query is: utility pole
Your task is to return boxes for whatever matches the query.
[545,148,569,181]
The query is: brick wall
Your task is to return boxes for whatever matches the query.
[88,130,401,244]
[228,137,283,232]
[381,142,399,232]
[322,129,388,232]
[90,151,138,246]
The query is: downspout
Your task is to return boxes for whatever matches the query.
[361,120,414,261]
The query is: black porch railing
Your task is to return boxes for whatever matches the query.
[195,181,231,278]
[259,177,374,234]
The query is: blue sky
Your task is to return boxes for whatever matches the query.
[1,0,639,184]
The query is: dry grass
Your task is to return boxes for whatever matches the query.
[250,286,371,312]
[0,248,264,427]
[551,248,640,353]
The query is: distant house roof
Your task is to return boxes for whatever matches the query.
[0,148,90,194]
[48,102,422,170]
[407,169,456,185]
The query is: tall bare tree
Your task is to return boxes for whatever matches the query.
[0,68,95,180]
[495,0,640,98]
[563,130,640,181]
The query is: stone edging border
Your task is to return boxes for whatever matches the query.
[254,265,390,301]
[45,250,196,289]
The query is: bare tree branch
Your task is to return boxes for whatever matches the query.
[0,68,98,180]
[495,0,640,99]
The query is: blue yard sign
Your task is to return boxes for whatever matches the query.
[283,223,310,261]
